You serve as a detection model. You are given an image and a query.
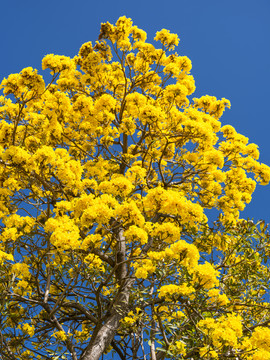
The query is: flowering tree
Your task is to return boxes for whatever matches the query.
[1,16,270,360]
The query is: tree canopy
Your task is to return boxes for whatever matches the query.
[1,16,270,360]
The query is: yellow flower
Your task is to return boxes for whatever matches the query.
[193,262,219,289]
[52,330,68,341]
[155,29,180,50]
[22,323,35,337]
[0,250,14,264]
[158,283,194,300]
[250,327,270,352]
[124,225,148,245]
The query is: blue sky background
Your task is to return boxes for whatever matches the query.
[1,0,269,222]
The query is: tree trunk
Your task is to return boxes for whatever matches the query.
[81,228,131,360]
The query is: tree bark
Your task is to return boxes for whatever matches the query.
[81,228,132,360]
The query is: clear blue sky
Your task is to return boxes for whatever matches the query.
[1,0,269,222]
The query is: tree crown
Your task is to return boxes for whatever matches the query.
[0,15,270,360]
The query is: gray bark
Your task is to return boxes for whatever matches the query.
[81,312,122,360]
[81,228,132,360]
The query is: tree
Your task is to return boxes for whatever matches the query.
[0,15,270,360]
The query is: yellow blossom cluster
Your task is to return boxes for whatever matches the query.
[13,279,32,296]
[193,262,220,289]
[169,340,186,357]
[199,317,270,359]
[120,307,145,330]
[199,314,243,348]
[20,323,35,337]
[0,250,13,264]
[99,175,134,197]
[133,259,156,279]
[42,54,75,73]
[154,29,180,50]
[52,330,68,341]
[249,327,270,355]
[45,215,81,250]
[207,288,229,306]
[83,254,105,273]
[158,283,195,300]
[11,263,31,279]
[124,225,148,245]
[0,67,45,98]
[143,186,205,225]
[147,239,199,270]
